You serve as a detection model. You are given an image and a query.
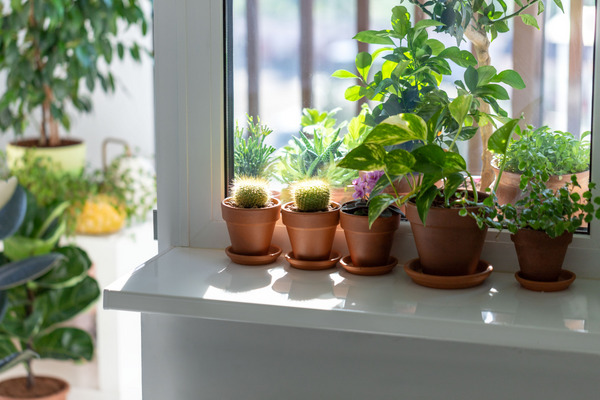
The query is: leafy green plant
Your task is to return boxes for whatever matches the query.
[231,177,270,208]
[402,0,563,188]
[471,170,600,238]
[234,115,276,179]
[338,94,521,226]
[275,108,364,187]
[333,5,523,135]
[495,125,590,176]
[291,179,331,212]
[0,187,100,390]
[0,0,150,146]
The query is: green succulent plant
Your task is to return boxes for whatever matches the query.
[231,177,270,208]
[292,179,331,212]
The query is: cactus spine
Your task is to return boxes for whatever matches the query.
[231,177,270,208]
[292,179,331,212]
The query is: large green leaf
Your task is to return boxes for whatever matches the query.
[411,145,446,174]
[391,6,410,38]
[476,66,497,86]
[356,52,372,80]
[337,143,386,171]
[365,114,428,145]
[0,253,65,290]
[448,94,473,126]
[488,118,520,155]
[0,350,38,373]
[38,276,100,329]
[384,149,416,176]
[491,69,526,89]
[442,152,468,175]
[3,220,65,261]
[35,246,92,289]
[438,47,477,67]
[331,69,359,79]
[416,185,440,225]
[33,327,94,361]
[1,305,45,341]
[368,194,399,228]
[0,185,26,241]
[353,30,394,45]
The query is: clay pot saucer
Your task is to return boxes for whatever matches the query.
[515,269,576,292]
[284,251,341,271]
[404,258,493,289]
[225,245,282,266]
[340,255,398,276]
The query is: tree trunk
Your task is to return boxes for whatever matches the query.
[465,25,494,189]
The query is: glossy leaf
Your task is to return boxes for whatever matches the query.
[3,220,65,261]
[438,47,477,67]
[0,185,26,240]
[38,276,100,329]
[366,114,428,145]
[0,350,38,373]
[345,85,364,101]
[0,253,65,290]
[491,69,526,89]
[520,14,539,29]
[35,246,92,289]
[464,66,478,92]
[331,69,359,79]
[416,185,440,225]
[448,94,473,126]
[411,145,446,174]
[476,66,497,86]
[368,194,398,228]
[33,327,93,361]
[356,52,372,80]
[443,152,468,174]
[488,118,520,155]
[353,30,394,45]
[384,149,416,176]
[337,143,386,171]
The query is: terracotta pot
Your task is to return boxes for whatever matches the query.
[492,166,589,205]
[405,196,488,276]
[281,201,340,261]
[511,229,573,282]
[0,376,69,400]
[6,138,86,174]
[340,208,400,267]
[221,197,281,256]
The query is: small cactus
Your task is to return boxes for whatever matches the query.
[231,177,270,208]
[292,179,331,212]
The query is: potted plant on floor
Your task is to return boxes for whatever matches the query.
[338,96,521,286]
[221,177,282,265]
[492,125,590,205]
[281,179,341,270]
[471,169,600,291]
[0,182,100,400]
[339,170,402,276]
[0,0,150,172]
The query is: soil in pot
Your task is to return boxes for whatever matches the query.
[0,376,69,400]
[340,205,400,267]
[221,197,281,256]
[405,194,488,276]
[281,201,340,261]
[511,229,573,282]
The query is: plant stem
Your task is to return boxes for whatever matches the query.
[486,0,539,25]
[24,286,36,390]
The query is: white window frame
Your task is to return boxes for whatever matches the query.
[155,0,600,278]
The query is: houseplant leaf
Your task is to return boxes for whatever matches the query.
[0,350,38,373]
[33,327,94,361]
[38,276,100,328]
[35,246,92,289]
[0,253,65,290]
[0,184,26,240]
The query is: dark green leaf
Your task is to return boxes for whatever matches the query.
[411,145,446,174]
[416,185,440,225]
[0,254,65,290]
[0,185,26,240]
[33,327,93,361]
[35,246,92,289]
[385,149,416,176]
[0,350,38,373]
[38,276,100,328]
[464,66,478,92]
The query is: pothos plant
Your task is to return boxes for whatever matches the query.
[0,0,151,146]
[338,93,521,227]
[333,5,525,140]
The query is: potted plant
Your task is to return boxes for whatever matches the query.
[471,169,600,291]
[281,179,341,270]
[0,0,150,172]
[492,125,590,205]
[339,96,520,283]
[221,177,281,265]
[339,170,401,276]
[0,182,100,399]
[233,115,277,180]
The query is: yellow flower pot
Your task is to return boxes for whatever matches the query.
[6,139,86,173]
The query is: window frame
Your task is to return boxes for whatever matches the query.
[155,0,600,278]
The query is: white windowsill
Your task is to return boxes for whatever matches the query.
[104,246,600,356]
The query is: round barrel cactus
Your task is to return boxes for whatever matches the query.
[231,177,270,208]
[292,179,331,212]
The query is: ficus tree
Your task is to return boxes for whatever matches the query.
[0,0,151,147]
[402,0,564,188]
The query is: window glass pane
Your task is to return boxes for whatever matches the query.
[228,0,595,211]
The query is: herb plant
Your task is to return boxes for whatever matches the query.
[495,125,590,176]
[0,0,151,146]
[234,115,276,179]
